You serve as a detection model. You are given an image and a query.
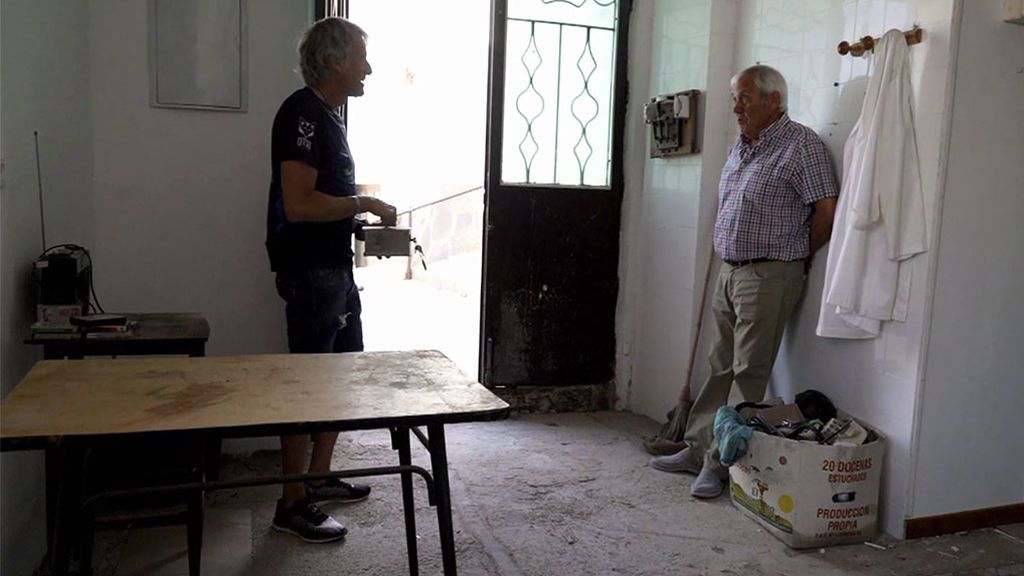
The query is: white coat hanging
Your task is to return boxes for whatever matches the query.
[816,29,928,339]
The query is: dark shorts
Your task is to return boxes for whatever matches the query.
[275,268,364,354]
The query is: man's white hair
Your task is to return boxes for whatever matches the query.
[731,64,788,112]
[298,17,367,88]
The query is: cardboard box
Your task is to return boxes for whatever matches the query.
[729,420,885,548]
[749,403,804,426]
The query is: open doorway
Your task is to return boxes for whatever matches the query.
[345,1,490,379]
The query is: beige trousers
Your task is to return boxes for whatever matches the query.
[681,260,806,476]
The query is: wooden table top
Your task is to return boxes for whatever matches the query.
[1,351,508,446]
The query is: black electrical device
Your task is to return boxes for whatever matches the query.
[30,133,104,319]
[34,246,93,308]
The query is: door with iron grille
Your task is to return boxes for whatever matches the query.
[481,0,630,386]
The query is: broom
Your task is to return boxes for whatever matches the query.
[643,249,716,455]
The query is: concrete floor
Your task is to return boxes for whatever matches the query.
[92,411,1024,576]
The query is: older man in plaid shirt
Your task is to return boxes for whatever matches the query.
[651,65,839,498]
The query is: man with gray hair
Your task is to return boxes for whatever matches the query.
[650,65,838,498]
[265,17,397,542]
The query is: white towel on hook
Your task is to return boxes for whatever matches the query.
[816,29,928,339]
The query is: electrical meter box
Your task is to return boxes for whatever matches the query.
[644,90,700,158]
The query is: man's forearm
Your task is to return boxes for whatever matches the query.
[285,192,361,223]
[808,197,837,254]
[809,219,832,253]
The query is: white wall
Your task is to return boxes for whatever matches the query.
[910,0,1024,518]
[88,0,309,360]
[619,0,958,537]
[1,1,95,573]
[1,3,310,570]
[617,0,743,419]
[616,0,718,418]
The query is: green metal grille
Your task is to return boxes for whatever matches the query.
[504,0,617,187]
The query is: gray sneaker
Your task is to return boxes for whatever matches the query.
[272,498,347,543]
[649,448,702,474]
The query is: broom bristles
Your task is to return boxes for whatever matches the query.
[642,399,693,455]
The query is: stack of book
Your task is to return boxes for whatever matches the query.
[30,321,80,339]
[71,314,134,339]
[81,322,136,339]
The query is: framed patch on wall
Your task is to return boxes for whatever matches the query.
[148,0,248,112]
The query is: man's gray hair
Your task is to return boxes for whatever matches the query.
[298,17,367,88]
[732,64,788,112]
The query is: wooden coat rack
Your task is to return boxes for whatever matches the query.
[838,27,923,56]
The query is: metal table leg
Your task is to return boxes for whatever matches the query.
[394,427,420,576]
[45,446,61,558]
[50,441,85,576]
[427,424,457,576]
[186,439,206,576]
[78,503,96,576]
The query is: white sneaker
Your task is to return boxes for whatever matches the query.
[690,467,725,499]
[649,448,702,474]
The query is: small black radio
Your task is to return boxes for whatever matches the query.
[35,246,92,311]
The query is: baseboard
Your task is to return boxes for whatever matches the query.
[905,503,1024,539]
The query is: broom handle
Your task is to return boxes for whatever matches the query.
[680,247,716,403]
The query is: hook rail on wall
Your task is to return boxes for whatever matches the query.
[837,27,923,56]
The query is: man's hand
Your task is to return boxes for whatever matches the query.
[364,197,398,226]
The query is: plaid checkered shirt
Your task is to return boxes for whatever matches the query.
[714,114,838,263]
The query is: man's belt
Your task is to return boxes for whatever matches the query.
[723,257,809,266]
[722,257,772,267]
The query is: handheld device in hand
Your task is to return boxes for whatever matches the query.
[361,226,412,258]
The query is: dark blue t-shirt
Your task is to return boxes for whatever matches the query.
[266,87,356,272]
